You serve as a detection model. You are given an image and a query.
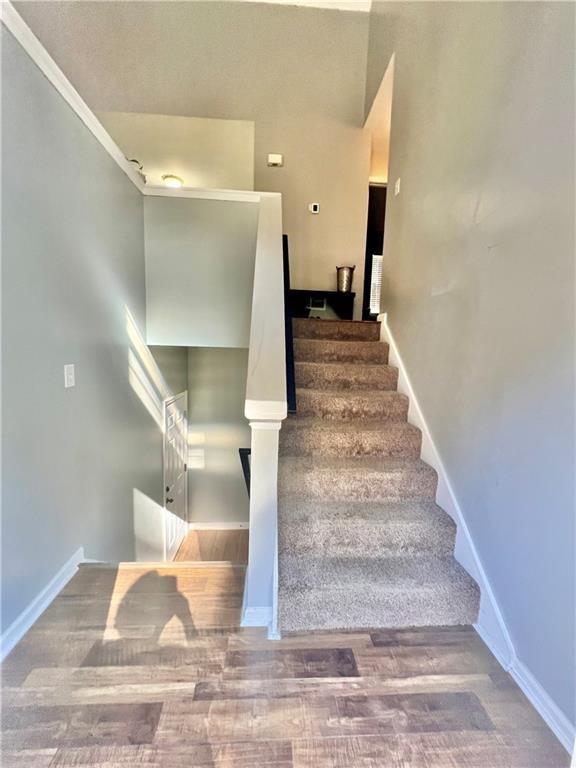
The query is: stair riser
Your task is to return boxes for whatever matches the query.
[294,318,380,341]
[279,521,456,557]
[280,427,421,458]
[278,592,479,632]
[295,362,398,391]
[294,339,389,364]
[279,467,438,501]
[296,391,409,422]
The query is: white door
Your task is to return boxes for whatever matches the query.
[164,392,188,560]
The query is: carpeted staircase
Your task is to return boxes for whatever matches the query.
[278,317,480,632]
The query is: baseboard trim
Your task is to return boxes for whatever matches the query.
[379,312,573,754]
[509,657,575,753]
[188,522,249,530]
[241,606,272,629]
[1,547,84,661]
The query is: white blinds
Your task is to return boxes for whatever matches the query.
[369,254,383,314]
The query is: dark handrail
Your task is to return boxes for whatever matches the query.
[239,448,251,497]
[283,235,297,413]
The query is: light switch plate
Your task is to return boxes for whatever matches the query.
[308,203,320,214]
[64,364,75,388]
[394,178,401,196]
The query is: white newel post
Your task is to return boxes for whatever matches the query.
[242,192,286,639]
[242,420,282,638]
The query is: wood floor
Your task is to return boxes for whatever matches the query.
[175,529,248,563]
[1,561,569,767]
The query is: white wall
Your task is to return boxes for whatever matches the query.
[1,27,164,631]
[98,111,255,190]
[367,0,575,730]
[187,347,251,525]
[144,196,259,348]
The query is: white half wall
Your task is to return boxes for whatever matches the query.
[144,195,259,348]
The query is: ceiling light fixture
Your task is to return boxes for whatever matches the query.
[161,174,184,189]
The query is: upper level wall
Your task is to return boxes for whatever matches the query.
[144,196,259,348]
[1,27,163,630]
[367,0,575,728]
[16,1,371,317]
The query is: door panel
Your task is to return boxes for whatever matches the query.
[164,393,188,560]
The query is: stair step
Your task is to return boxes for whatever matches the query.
[295,361,398,391]
[280,419,421,458]
[296,389,409,421]
[293,317,380,341]
[278,555,480,631]
[278,499,456,557]
[278,456,437,501]
[294,338,389,364]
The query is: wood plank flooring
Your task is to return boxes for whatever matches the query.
[174,529,248,563]
[1,561,569,767]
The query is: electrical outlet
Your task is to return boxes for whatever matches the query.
[64,364,75,388]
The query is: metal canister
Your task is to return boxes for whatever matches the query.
[336,265,355,293]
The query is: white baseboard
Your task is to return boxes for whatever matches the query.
[241,606,272,629]
[188,521,248,530]
[378,312,573,754]
[1,546,84,661]
[509,657,575,754]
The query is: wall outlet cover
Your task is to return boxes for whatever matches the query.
[267,153,283,167]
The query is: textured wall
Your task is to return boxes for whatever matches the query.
[367,1,575,726]
[16,1,371,317]
[1,29,163,630]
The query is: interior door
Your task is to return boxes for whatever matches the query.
[164,392,188,560]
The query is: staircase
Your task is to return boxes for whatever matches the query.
[278,317,480,632]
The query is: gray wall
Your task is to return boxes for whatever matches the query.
[144,196,259,348]
[149,346,188,396]
[187,348,250,525]
[16,1,371,317]
[1,29,163,630]
[367,1,575,725]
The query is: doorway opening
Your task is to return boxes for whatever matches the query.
[363,53,395,320]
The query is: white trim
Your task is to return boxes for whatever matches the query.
[378,312,574,753]
[0,3,144,192]
[241,606,273,630]
[1,547,84,661]
[378,312,514,665]
[142,186,278,203]
[508,657,574,753]
[188,521,249,530]
[245,401,287,421]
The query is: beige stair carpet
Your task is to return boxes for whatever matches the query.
[278,317,480,632]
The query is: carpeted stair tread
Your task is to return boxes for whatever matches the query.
[278,499,457,557]
[279,456,438,501]
[295,360,398,391]
[278,555,480,630]
[293,317,381,341]
[280,418,421,458]
[296,388,409,421]
[294,338,389,364]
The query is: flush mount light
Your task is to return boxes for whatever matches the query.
[161,174,184,189]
